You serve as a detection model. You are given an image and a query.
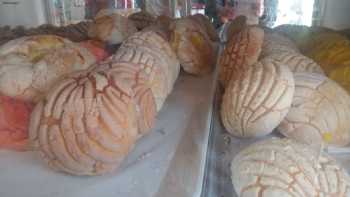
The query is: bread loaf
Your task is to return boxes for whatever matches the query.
[0,35,70,60]
[128,11,156,30]
[189,14,219,42]
[219,26,264,87]
[231,138,350,197]
[278,73,350,147]
[221,59,294,137]
[170,18,216,75]
[267,51,324,74]
[225,15,247,42]
[88,13,137,45]
[95,60,157,137]
[29,68,139,175]
[261,32,299,58]
[114,30,180,110]
[0,41,96,102]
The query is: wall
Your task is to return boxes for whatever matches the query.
[321,0,350,30]
[0,0,47,27]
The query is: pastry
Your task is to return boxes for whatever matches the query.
[267,51,324,74]
[95,60,157,137]
[219,26,264,87]
[225,15,247,42]
[221,58,294,138]
[170,18,216,75]
[79,40,110,62]
[261,32,299,58]
[114,30,180,110]
[0,39,96,102]
[278,73,350,147]
[231,138,350,197]
[88,13,138,45]
[128,11,156,30]
[29,68,139,175]
[189,14,219,42]
[0,35,69,59]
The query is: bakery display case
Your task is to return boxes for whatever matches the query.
[1,0,350,197]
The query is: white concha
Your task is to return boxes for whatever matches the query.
[231,138,350,197]
[219,26,264,87]
[94,61,157,137]
[29,68,139,176]
[267,51,325,74]
[114,30,180,111]
[261,32,299,58]
[0,35,70,58]
[0,42,96,102]
[221,58,295,138]
[88,13,138,45]
[278,73,350,147]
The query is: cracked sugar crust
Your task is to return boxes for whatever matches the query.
[0,37,96,102]
[0,35,70,59]
[261,32,299,58]
[114,30,180,111]
[29,68,139,175]
[221,58,294,138]
[267,51,324,75]
[88,13,137,45]
[94,61,156,137]
[170,18,216,75]
[278,73,350,147]
[219,26,264,87]
[231,138,350,197]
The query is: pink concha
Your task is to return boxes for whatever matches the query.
[29,68,139,175]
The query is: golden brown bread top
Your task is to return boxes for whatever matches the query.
[219,26,264,87]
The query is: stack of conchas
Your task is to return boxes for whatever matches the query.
[0,35,98,152]
[169,15,218,75]
[221,25,350,196]
[219,26,294,138]
[220,25,350,146]
[28,27,184,175]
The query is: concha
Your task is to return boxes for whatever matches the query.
[261,32,299,58]
[221,58,294,138]
[189,14,219,42]
[128,11,156,30]
[95,61,156,137]
[0,43,96,102]
[88,13,137,45]
[0,35,70,60]
[219,26,264,87]
[29,68,139,176]
[278,73,350,147]
[267,51,324,74]
[114,30,180,110]
[231,138,350,197]
[170,18,216,75]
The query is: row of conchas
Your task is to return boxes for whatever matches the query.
[220,17,350,196]
[21,12,218,176]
